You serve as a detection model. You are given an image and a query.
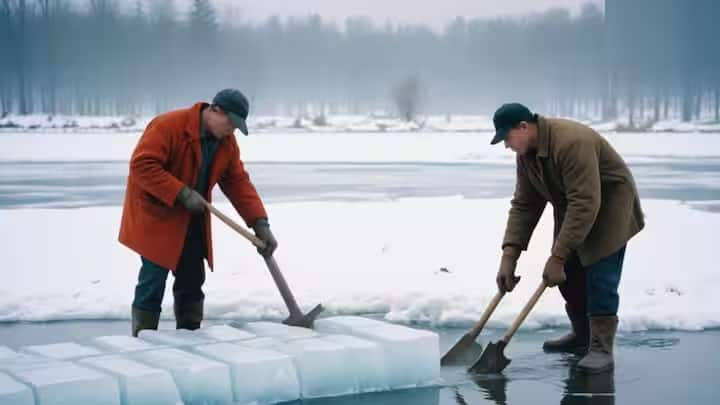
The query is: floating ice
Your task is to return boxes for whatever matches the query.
[130,348,233,404]
[91,335,165,353]
[241,321,318,339]
[137,329,214,347]
[268,337,356,398]
[315,317,440,388]
[20,342,103,360]
[195,324,256,342]
[0,372,33,405]
[8,361,120,405]
[192,343,299,404]
[321,334,388,392]
[79,355,182,405]
[0,347,17,360]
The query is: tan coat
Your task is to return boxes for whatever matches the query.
[502,116,644,266]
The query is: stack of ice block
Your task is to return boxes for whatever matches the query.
[0,316,440,404]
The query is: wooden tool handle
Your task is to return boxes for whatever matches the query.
[502,281,547,343]
[469,291,504,338]
[202,200,266,249]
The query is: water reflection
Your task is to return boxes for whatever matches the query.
[561,368,615,405]
[463,357,615,405]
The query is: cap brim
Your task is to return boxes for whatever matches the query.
[227,111,249,135]
[490,128,509,145]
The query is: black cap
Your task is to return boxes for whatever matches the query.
[490,103,534,145]
[213,88,250,135]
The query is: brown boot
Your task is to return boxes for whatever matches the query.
[174,300,203,330]
[577,315,618,374]
[132,306,160,337]
[543,304,589,353]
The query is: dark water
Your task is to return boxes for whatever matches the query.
[1,159,720,209]
[1,320,718,405]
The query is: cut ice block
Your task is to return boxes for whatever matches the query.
[9,361,120,405]
[137,329,214,347]
[79,355,182,405]
[0,355,61,374]
[314,316,389,333]
[20,342,104,360]
[196,324,256,342]
[0,347,17,360]
[269,338,355,398]
[0,372,33,405]
[238,337,283,349]
[131,348,232,404]
[321,334,388,392]
[241,321,318,339]
[91,336,165,353]
[315,317,440,388]
[192,343,299,404]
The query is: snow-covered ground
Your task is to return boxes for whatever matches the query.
[0,197,717,332]
[2,131,720,164]
[2,113,719,134]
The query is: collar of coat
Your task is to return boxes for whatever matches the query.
[535,115,550,158]
[184,102,210,142]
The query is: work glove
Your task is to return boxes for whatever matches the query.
[252,218,278,258]
[177,186,205,215]
[543,244,571,287]
[496,246,521,293]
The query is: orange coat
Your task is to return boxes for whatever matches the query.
[119,102,267,271]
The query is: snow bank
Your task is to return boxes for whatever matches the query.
[0,197,717,332]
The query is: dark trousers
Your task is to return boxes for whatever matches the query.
[559,246,626,317]
[132,218,206,313]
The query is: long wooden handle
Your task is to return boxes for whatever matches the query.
[202,200,266,249]
[502,281,547,343]
[202,200,305,319]
[469,291,504,338]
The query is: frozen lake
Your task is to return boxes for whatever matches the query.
[1,158,720,209]
[1,130,719,404]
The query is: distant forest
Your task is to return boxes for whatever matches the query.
[1,0,718,124]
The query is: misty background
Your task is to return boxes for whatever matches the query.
[0,0,718,125]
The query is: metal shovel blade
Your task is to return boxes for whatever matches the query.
[469,340,511,374]
[282,303,324,328]
[441,333,485,366]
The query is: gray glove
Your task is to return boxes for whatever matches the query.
[252,218,278,258]
[177,186,205,215]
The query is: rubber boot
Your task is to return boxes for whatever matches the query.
[543,304,589,353]
[174,299,203,330]
[131,305,160,337]
[577,315,618,374]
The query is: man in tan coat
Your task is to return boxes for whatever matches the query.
[491,103,644,373]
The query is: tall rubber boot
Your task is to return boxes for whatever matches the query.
[174,299,203,330]
[577,315,618,374]
[543,303,589,353]
[132,305,160,337]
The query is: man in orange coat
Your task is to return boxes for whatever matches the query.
[119,89,277,337]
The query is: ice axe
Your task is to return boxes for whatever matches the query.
[469,281,547,374]
[441,291,504,366]
[203,200,324,328]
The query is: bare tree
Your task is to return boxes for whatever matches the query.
[393,76,422,122]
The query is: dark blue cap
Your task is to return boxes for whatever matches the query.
[490,103,534,145]
[213,88,250,135]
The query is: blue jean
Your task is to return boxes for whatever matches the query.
[132,218,206,313]
[559,246,626,317]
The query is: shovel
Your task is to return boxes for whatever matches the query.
[441,291,504,366]
[469,281,547,374]
[203,200,324,328]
